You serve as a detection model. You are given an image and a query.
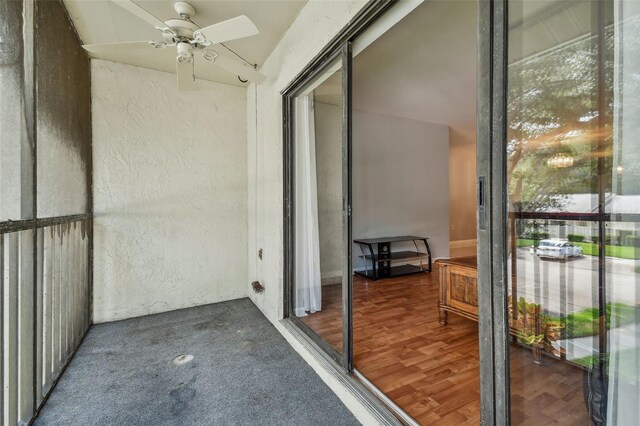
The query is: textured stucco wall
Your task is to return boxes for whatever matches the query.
[92,60,247,322]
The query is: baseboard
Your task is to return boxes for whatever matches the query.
[449,239,477,249]
[321,271,342,286]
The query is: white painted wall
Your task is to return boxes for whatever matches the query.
[351,0,478,244]
[314,102,451,274]
[353,110,450,267]
[92,60,248,323]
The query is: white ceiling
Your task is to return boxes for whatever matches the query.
[314,0,478,145]
[352,0,478,144]
[63,0,307,87]
[314,0,592,146]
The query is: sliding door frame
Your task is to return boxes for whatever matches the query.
[477,0,510,423]
[342,41,354,371]
[283,45,349,368]
[283,0,510,422]
[281,0,395,372]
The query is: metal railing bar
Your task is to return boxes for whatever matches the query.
[28,323,91,425]
[53,226,61,379]
[510,211,640,223]
[63,227,70,361]
[6,233,19,425]
[0,214,92,235]
[43,229,54,395]
[35,229,44,406]
[37,214,92,229]
[1,236,4,426]
[19,231,36,422]
[0,220,35,235]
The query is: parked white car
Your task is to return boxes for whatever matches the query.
[535,239,583,260]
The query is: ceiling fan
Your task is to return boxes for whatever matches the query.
[83,0,266,91]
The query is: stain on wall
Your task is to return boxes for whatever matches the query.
[35,0,92,217]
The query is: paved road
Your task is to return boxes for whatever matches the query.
[509,247,640,314]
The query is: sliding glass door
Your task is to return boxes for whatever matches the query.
[484,0,640,423]
[284,45,353,368]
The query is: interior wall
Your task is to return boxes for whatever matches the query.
[353,110,450,267]
[92,60,248,322]
[349,0,478,247]
[449,136,477,244]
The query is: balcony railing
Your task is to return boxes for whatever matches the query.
[1,215,92,424]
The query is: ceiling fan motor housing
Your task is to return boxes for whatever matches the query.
[174,2,195,18]
[162,19,199,42]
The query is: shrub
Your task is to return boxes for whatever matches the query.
[527,232,550,240]
[567,234,584,242]
[591,235,600,244]
[624,235,640,248]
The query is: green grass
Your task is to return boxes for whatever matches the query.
[572,353,609,369]
[574,242,640,260]
[547,303,639,339]
[572,349,639,383]
[515,239,640,260]
[516,239,534,247]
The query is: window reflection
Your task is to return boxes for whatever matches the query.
[293,58,345,354]
[507,0,639,424]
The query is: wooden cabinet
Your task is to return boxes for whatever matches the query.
[436,257,478,325]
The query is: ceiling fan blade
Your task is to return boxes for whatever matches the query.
[176,60,196,92]
[213,55,266,84]
[111,0,168,31]
[195,15,259,45]
[83,41,157,55]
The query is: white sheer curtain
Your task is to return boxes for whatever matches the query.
[294,94,322,316]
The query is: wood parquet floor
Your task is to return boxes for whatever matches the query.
[301,268,590,425]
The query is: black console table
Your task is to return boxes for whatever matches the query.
[353,236,432,281]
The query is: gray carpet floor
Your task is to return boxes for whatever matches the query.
[35,298,359,426]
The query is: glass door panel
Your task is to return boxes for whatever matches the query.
[291,55,346,357]
[506,0,640,423]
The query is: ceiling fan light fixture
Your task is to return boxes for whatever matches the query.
[192,32,210,46]
[202,49,218,63]
[547,152,574,168]
[176,41,194,63]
